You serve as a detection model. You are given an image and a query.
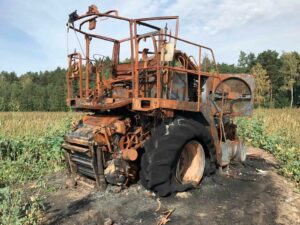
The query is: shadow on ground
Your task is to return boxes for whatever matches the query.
[43,151,300,225]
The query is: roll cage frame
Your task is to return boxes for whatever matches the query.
[66,6,220,112]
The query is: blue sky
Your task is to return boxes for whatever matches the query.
[0,0,299,75]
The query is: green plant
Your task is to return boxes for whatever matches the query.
[0,112,81,224]
[237,109,300,187]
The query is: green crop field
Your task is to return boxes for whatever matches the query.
[0,112,84,224]
[0,110,299,224]
[237,108,300,186]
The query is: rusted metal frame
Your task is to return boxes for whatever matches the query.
[174,18,179,48]
[62,142,90,154]
[134,16,179,22]
[210,77,222,163]
[70,26,117,43]
[161,34,167,98]
[124,127,147,150]
[85,35,90,97]
[136,21,160,30]
[154,34,219,71]
[156,33,214,52]
[74,12,131,23]
[133,16,179,60]
[78,10,120,29]
[123,31,217,68]
[134,32,213,52]
[67,52,84,98]
[138,65,217,77]
[77,53,83,98]
[79,16,98,30]
[73,99,132,110]
[210,50,219,74]
[124,127,142,150]
[189,55,198,67]
[101,59,105,82]
[219,91,226,156]
[132,97,198,111]
[156,30,163,98]
[197,47,202,111]
[64,136,91,146]
[133,21,140,98]
[112,41,120,65]
[67,56,72,99]
[103,10,119,16]
[96,64,101,96]
[119,31,159,43]
[103,128,113,152]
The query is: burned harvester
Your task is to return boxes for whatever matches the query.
[62,5,254,196]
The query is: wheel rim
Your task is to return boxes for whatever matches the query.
[176,140,205,185]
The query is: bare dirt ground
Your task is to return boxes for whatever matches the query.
[42,148,300,225]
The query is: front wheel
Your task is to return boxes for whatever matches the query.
[140,118,216,197]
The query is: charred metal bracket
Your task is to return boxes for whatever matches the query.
[92,145,107,190]
[68,10,79,24]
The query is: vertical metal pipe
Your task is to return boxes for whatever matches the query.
[156,30,162,98]
[67,56,72,99]
[174,18,179,48]
[78,53,83,98]
[133,21,139,98]
[219,91,225,153]
[85,35,90,97]
[197,47,202,111]
[96,66,101,96]
[211,50,219,74]
[129,21,135,98]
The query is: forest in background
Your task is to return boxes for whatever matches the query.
[0,49,299,111]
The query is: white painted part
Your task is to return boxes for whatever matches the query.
[161,42,175,62]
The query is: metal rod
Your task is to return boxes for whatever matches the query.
[62,143,90,153]
[85,35,90,97]
[97,147,107,190]
[67,56,72,99]
[78,53,83,97]
[129,21,135,97]
[197,47,202,111]
[134,21,139,98]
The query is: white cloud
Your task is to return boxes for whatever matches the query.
[165,0,300,34]
[0,0,299,74]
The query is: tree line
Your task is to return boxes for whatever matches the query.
[0,68,67,111]
[0,50,299,111]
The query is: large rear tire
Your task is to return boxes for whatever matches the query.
[140,118,216,196]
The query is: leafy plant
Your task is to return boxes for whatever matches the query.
[237,108,300,186]
[0,112,84,224]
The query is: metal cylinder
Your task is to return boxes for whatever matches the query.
[221,140,247,166]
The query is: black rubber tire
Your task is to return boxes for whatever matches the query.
[140,117,216,197]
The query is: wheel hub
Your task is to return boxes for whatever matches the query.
[176,140,205,185]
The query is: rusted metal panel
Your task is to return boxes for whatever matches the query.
[213,74,254,117]
[132,98,198,112]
